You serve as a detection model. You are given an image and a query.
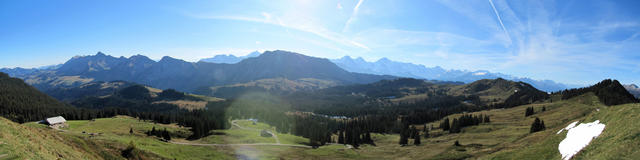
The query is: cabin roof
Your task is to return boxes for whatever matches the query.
[46,116,66,124]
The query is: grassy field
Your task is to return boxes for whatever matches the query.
[59,116,232,160]
[0,117,106,159]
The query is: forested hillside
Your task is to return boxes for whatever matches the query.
[558,79,638,106]
[0,72,79,123]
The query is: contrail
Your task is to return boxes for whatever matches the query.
[489,0,512,44]
[343,0,364,32]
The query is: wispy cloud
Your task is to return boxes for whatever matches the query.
[186,11,370,51]
[342,0,364,33]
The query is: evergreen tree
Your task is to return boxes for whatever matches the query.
[399,131,409,146]
[129,128,133,135]
[542,106,546,112]
[414,131,421,145]
[423,126,430,138]
[151,126,156,136]
[440,118,450,131]
[530,117,546,133]
[162,128,171,141]
[409,126,417,139]
[525,107,534,117]
[449,118,461,133]
[338,130,345,144]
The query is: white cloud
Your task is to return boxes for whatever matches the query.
[186,12,370,51]
[337,2,343,10]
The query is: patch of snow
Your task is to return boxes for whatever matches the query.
[557,121,579,134]
[596,109,600,112]
[558,120,606,160]
[473,72,487,76]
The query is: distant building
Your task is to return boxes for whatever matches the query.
[45,116,67,127]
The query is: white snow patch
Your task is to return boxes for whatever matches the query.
[557,121,579,134]
[558,120,606,160]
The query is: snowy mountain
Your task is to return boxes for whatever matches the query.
[199,51,261,64]
[624,84,640,98]
[331,56,571,92]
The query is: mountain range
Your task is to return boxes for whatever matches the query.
[330,56,573,92]
[196,53,574,92]
[5,51,393,93]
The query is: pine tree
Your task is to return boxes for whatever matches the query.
[409,126,417,139]
[450,118,461,133]
[441,118,450,131]
[542,106,546,112]
[162,128,171,141]
[414,132,421,145]
[424,126,430,138]
[399,130,409,146]
[525,107,534,117]
[338,130,345,144]
[151,126,156,136]
[129,128,133,135]
[530,117,546,133]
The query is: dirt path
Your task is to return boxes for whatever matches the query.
[0,154,7,158]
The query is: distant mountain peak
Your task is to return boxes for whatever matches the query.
[199,51,262,64]
[160,56,179,62]
[129,54,152,61]
[623,84,640,98]
[377,57,392,63]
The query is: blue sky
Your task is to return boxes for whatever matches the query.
[1,0,639,85]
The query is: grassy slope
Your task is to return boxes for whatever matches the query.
[0,117,107,159]
[491,99,640,160]
[481,92,640,159]
[321,92,610,160]
[59,116,233,160]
